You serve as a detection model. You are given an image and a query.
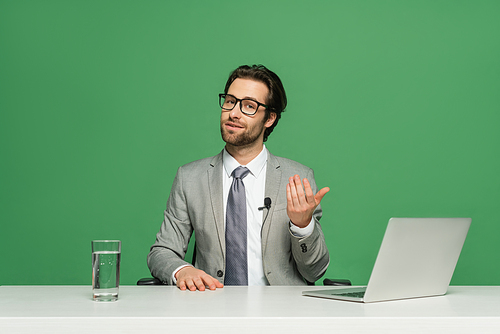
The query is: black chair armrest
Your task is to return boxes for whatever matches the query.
[323,278,352,286]
[137,277,351,286]
[137,277,163,285]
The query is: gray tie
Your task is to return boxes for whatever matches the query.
[225,166,250,285]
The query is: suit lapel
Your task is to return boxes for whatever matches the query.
[208,151,226,257]
[261,153,282,252]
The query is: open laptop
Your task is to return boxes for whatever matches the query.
[303,217,471,303]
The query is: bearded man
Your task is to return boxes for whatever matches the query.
[148,65,330,291]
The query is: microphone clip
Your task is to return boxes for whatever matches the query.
[258,197,272,211]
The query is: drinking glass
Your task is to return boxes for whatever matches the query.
[92,240,121,302]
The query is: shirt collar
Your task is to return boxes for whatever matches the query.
[223,145,268,179]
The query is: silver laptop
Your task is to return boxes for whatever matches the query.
[303,217,471,303]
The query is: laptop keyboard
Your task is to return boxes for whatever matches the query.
[334,291,366,298]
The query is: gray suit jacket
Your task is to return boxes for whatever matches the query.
[147,150,329,285]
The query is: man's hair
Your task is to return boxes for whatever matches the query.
[224,64,287,142]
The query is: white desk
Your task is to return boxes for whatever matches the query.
[1,286,499,333]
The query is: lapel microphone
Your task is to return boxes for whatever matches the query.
[258,197,272,211]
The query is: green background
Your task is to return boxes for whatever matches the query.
[1,0,499,286]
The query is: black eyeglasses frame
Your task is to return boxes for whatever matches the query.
[218,93,272,116]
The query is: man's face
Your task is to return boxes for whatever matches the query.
[220,78,276,147]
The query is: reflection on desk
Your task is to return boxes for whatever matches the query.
[1,286,499,333]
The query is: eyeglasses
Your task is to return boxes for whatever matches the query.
[219,93,270,116]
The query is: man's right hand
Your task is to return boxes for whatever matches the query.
[175,266,224,291]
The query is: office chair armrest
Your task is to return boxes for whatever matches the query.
[323,278,352,286]
[137,277,351,286]
[137,277,163,285]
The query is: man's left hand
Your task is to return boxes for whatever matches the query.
[286,174,330,228]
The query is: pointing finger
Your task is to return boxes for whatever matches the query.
[303,178,315,204]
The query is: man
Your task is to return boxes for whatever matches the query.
[148,65,330,291]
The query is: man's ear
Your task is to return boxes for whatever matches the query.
[264,112,277,128]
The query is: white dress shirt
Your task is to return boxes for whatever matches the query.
[222,146,269,285]
[222,145,314,285]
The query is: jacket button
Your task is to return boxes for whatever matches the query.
[300,243,307,253]
[217,270,223,277]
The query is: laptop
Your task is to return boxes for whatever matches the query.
[303,217,471,303]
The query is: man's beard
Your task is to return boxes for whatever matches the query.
[220,119,266,147]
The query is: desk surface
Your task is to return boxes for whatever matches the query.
[1,285,499,333]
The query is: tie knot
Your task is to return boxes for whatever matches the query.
[232,166,250,180]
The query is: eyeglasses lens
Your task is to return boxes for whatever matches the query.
[220,95,236,110]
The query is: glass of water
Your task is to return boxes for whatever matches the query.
[92,240,121,302]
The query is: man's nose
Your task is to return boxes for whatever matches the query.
[229,102,243,119]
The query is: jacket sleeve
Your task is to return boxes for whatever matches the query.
[289,169,330,283]
[147,166,193,285]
